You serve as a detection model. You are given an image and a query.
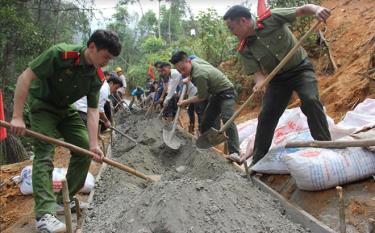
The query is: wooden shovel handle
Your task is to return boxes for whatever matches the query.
[0,120,151,181]
[171,84,188,134]
[286,139,375,148]
[220,21,322,133]
[99,119,137,144]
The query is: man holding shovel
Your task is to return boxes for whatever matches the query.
[170,51,240,157]
[10,29,121,232]
[223,5,332,165]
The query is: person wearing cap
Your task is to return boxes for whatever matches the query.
[74,75,123,131]
[170,51,240,158]
[223,5,332,165]
[9,29,121,232]
[115,66,127,99]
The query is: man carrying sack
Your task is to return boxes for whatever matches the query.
[223,4,332,165]
[10,29,121,232]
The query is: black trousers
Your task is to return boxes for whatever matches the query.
[187,101,207,132]
[252,59,331,165]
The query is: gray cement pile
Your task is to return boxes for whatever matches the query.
[84,111,308,233]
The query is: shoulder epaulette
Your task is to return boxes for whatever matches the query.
[97,67,105,83]
[60,51,80,66]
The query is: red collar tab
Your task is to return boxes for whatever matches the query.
[60,51,80,66]
[97,67,105,83]
[236,39,247,53]
[256,9,271,29]
[236,9,271,53]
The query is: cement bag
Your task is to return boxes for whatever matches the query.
[245,108,311,158]
[20,166,33,195]
[237,118,258,144]
[336,98,375,130]
[251,130,313,174]
[20,166,95,195]
[284,147,375,191]
[80,172,95,194]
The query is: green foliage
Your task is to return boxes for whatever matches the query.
[193,9,237,66]
[138,10,158,36]
[113,3,238,90]
[141,36,165,53]
[0,0,94,119]
[159,0,187,43]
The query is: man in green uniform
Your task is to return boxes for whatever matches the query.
[223,5,332,165]
[170,51,240,157]
[10,29,121,232]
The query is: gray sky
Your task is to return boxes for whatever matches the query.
[68,0,258,29]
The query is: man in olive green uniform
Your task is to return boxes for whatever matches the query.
[10,30,121,232]
[170,51,240,156]
[223,5,332,165]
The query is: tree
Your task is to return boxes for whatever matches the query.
[194,9,237,66]
[0,0,93,119]
[138,10,158,37]
[159,0,187,44]
[120,0,144,17]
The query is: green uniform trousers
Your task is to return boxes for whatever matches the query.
[28,97,91,218]
[201,90,240,154]
[252,59,331,165]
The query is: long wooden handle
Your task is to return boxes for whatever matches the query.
[99,119,137,144]
[110,126,137,144]
[219,21,321,133]
[144,103,153,117]
[0,120,151,181]
[336,186,346,233]
[171,84,187,134]
[286,139,375,148]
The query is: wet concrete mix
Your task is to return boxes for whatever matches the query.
[84,111,308,233]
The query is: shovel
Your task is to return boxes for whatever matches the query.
[0,120,160,182]
[112,95,132,115]
[196,20,322,149]
[99,119,137,145]
[163,84,187,150]
[144,102,154,119]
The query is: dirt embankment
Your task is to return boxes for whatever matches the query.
[84,112,308,233]
[219,0,375,123]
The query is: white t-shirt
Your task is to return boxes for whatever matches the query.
[74,81,110,113]
[118,74,127,94]
[165,69,197,100]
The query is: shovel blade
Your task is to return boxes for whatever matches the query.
[196,127,227,149]
[163,128,181,150]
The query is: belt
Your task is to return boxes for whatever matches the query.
[212,88,235,99]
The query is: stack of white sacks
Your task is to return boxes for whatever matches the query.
[238,98,375,191]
